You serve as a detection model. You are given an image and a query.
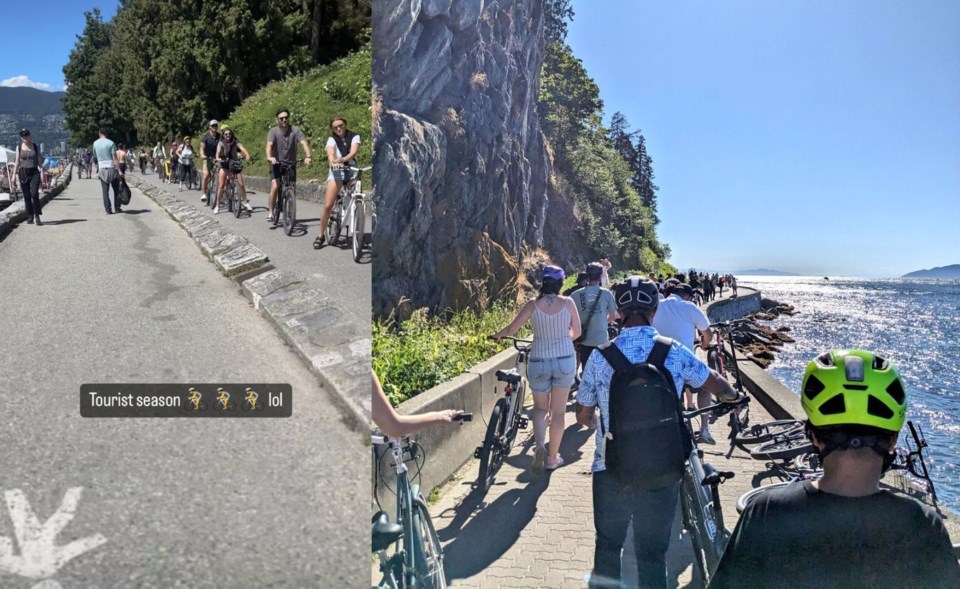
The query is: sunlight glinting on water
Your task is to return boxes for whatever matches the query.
[738,276,960,512]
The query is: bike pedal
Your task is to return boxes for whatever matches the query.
[517,418,529,429]
[473,447,482,459]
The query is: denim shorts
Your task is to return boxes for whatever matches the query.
[526,355,577,393]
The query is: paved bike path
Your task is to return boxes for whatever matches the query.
[0,173,367,587]
[424,390,777,588]
[135,167,370,322]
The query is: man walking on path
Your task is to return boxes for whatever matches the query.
[265,108,312,223]
[653,282,717,443]
[573,262,619,373]
[577,276,738,589]
[93,129,124,214]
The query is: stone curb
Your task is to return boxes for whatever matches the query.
[125,175,370,428]
[0,165,73,238]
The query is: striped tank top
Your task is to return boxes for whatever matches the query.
[530,302,575,359]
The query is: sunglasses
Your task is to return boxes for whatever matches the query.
[332,124,345,130]
[278,116,289,121]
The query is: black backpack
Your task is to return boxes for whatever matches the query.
[599,336,693,490]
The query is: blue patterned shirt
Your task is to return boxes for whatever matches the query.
[578,325,711,473]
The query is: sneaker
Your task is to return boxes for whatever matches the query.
[201,195,207,203]
[243,201,253,212]
[266,214,275,223]
[26,217,34,224]
[214,208,222,215]
[699,429,716,445]
[546,456,565,470]
[532,447,547,471]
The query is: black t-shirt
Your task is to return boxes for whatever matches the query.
[709,481,960,589]
[202,133,220,158]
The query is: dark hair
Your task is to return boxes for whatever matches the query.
[98,128,108,136]
[117,143,125,150]
[330,116,347,127]
[276,108,290,118]
[538,277,563,298]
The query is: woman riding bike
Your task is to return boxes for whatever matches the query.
[213,126,252,213]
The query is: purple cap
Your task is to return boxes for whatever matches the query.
[542,265,565,281]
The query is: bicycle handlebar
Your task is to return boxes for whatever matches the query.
[709,318,752,329]
[683,395,749,420]
[489,335,533,351]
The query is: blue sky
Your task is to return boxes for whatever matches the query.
[0,1,119,91]
[567,1,960,277]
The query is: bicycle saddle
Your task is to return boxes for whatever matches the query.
[495,369,522,384]
[701,463,735,486]
[371,511,403,553]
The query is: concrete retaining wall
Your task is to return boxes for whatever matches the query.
[704,287,761,323]
[374,348,518,510]
[0,165,72,238]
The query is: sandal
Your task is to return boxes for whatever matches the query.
[313,236,325,249]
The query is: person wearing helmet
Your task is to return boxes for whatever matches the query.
[491,265,582,471]
[572,262,620,374]
[710,350,960,588]
[577,276,738,589]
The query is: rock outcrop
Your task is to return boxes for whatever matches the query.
[373,0,550,317]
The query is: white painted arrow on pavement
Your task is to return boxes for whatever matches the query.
[0,487,107,585]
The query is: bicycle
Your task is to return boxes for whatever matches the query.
[325,165,372,250]
[202,158,219,207]
[272,159,303,235]
[219,159,245,218]
[474,336,531,492]
[372,421,469,589]
[178,160,197,192]
[339,166,373,260]
[680,396,750,585]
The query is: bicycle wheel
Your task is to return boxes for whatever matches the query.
[736,481,792,514]
[412,495,447,589]
[680,469,709,586]
[734,419,805,446]
[504,382,526,452]
[750,435,814,461]
[326,199,342,245]
[707,347,724,376]
[232,181,242,218]
[352,199,365,261]
[477,398,508,492]
[282,187,296,235]
[225,181,234,213]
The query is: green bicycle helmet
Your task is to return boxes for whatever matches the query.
[801,349,907,433]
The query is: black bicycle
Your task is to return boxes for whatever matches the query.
[204,158,220,208]
[475,336,531,492]
[273,159,303,235]
[372,421,469,589]
[680,396,750,586]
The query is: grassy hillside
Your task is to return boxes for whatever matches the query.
[207,46,371,180]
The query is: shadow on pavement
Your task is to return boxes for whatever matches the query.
[40,219,87,225]
[120,209,152,215]
[437,413,595,582]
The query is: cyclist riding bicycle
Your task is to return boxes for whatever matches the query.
[315,115,360,248]
[265,107,312,223]
[213,126,252,213]
[169,139,180,182]
[200,119,220,202]
[177,136,196,191]
[710,350,960,588]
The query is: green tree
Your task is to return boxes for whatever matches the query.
[538,41,603,164]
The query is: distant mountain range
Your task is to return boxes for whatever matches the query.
[0,87,68,154]
[902,264,960,279]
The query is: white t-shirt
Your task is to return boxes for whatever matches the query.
[326,134,361,162]
[652,294,710,352]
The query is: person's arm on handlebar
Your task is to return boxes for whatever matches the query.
[372,372,464,437]
[700,370,738,403]
[491,300,535,341]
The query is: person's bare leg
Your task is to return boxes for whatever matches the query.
[215,170,226,209]
[318,179,341,237]
[548,385,569,464]
[268,178,279,218]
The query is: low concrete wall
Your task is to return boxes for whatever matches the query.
[704,287,761,323]
[373,348,518,511]
[0,165,72,238]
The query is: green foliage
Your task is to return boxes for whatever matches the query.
[62,0,370,149]
[538,39,671,276]
[373,303,531,406]
[212,47,372,179]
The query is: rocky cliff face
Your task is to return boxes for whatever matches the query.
[372,0,550,317]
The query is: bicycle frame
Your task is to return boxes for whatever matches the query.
[680,398,746,584]
[374,435,422,588]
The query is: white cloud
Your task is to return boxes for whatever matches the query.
[0,75,54,91]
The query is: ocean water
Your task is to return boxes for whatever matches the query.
[736,276,960,513]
